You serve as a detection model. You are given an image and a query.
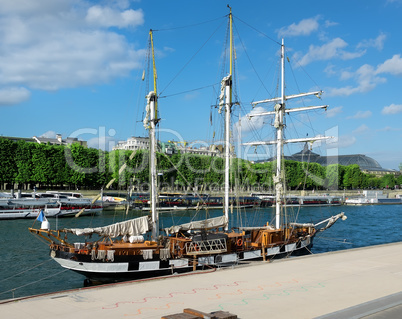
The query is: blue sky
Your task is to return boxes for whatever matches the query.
[0,0,401,170]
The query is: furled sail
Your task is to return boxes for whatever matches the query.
[290,212,347,233]
[218,75,231,114]
[164,216,228,235]
[64,216,151,237]
[143,91,154,129]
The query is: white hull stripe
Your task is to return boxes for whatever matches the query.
[52,241,311,274]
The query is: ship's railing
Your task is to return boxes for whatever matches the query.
[186,238,227,255]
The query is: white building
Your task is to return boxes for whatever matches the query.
[33,134,87,147]
[1,134,87,147]
[113,136,150,151]
[113,137,234,159]
[175,145,227,157]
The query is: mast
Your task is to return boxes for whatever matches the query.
[274,39,285,229]
[243,39,332,230]
[223,6,233,230]
[150,30,158,117]
[147,29,159,240]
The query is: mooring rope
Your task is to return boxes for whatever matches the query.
[0,268,69,299]
[0,258,53,283]
[316,236,352,244]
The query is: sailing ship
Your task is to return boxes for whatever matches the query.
[29,9,346,285]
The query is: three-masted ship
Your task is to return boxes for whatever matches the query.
[29,8,346,285]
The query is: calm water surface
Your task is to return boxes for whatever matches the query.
[1,204,401,301]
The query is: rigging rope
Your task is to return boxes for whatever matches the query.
[158,20,226,97]
[233,15,281,46]
[233,22,274,102]
[0,268,69,298]
[158,152,214,222]
[159,83,219,99]
[151,15,226,32]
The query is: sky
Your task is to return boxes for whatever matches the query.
[0,0,401,170]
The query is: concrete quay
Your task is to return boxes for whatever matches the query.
[2,242,402,319]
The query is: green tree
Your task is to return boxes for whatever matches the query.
[0,139,18,187]
[325,164,344,190]
[343,164,363,189]
[285,160,305,189]
[31,144,48,186]
[14,141,34,188]
[396,175,402,188]
[259,161,273,190]
[380,174,396,189]
[363,174,380,189]
[64,143,93,188]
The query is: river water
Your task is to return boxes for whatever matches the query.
[1,204,401,301]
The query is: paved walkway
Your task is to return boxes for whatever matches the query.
[2,242,402,319]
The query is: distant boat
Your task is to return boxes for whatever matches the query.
[137,194,261,211]
[345,190,401,205]
[252,193,342,207]
[29,8,346,285]
[0,191,101,219]
[0,198,59,219]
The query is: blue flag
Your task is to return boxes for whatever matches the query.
[37,210,45,222]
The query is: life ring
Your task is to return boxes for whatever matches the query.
[237,238,243,246]
[194,244,200,251]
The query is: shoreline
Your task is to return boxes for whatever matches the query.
[2,242,402,318]
[5,188,401,198]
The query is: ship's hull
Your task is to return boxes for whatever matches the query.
[50,236,313,284]
[0,207,101,219]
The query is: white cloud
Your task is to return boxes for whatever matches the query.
[277,17,320,38]
[376,126,401,132]
[382,103,402,114]
[0,0,145,103]
[340,69,354,80]
[328,135,356,149]
[324,64,337,76]
[328,55,402,97]
[85,5,144,28]
[326,106,343,118]
[356,64,386,92]
[327,63,386,97]
[0,1,70,15]
[322,53,402,98]
[235,106,271,135]
[376,54,402,75]
[0,87,31,106]
[0,31,144,90]
[352,124,370,134]
[184,91,200,101]
[386,0,402,4]
[105,0,133,10]
[296,38,365,66]
[327,86,359,96]
[357,33,387,51]
[347,110,372,119]
[87,136,117,151]
[40,131,57,138]
[324,20,338,28]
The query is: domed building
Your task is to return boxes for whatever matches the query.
[273,143,398,177]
